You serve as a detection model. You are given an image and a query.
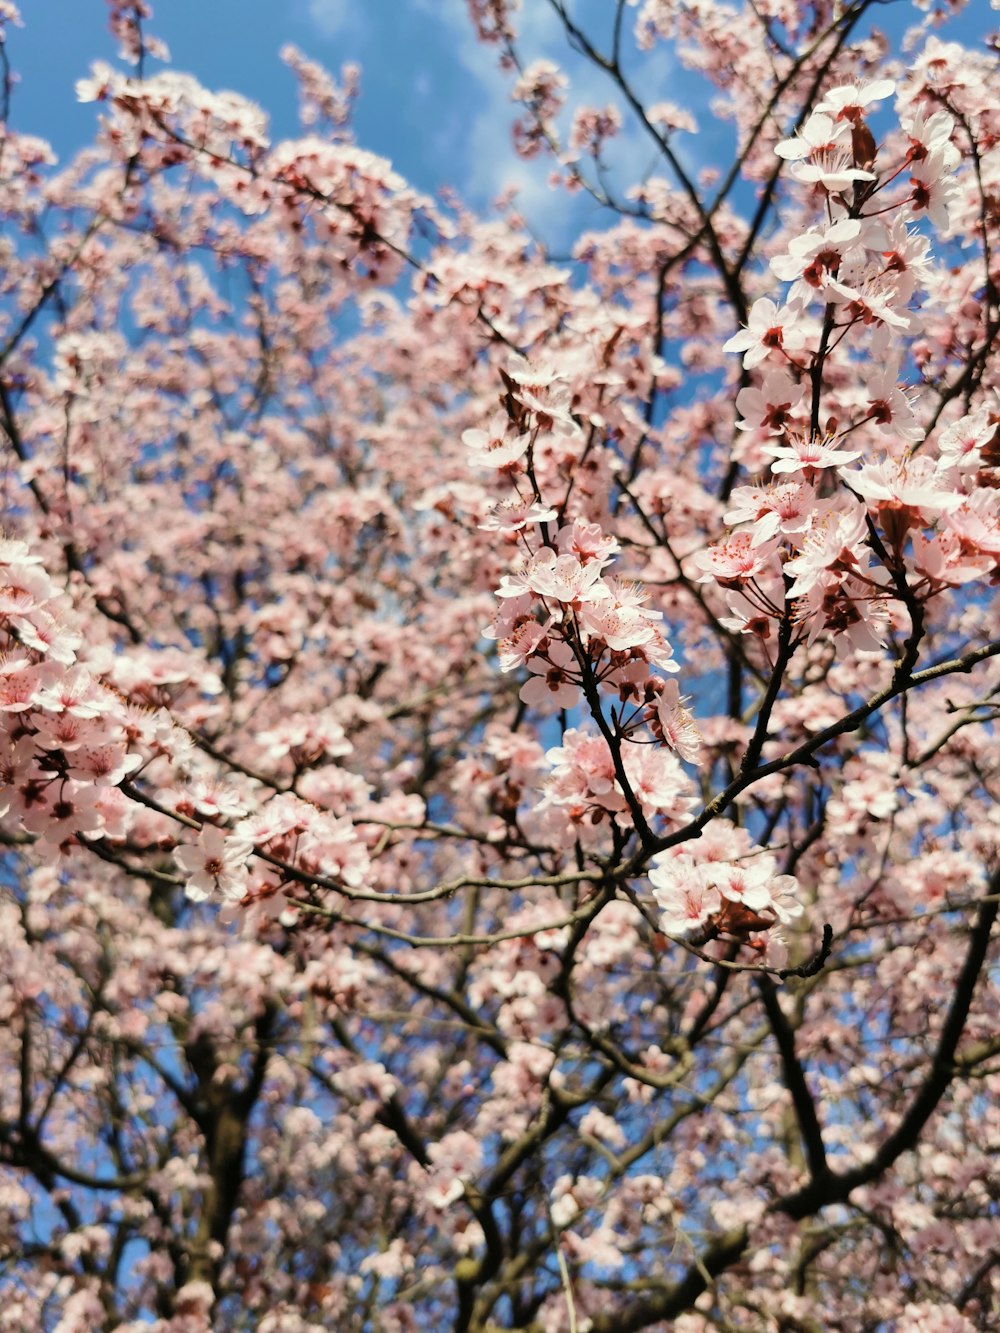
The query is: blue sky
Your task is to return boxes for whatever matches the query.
[7,1,995,251]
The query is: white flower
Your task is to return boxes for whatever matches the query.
[775,112,875,191]
[735,370,805,434]
[814,79,895,120]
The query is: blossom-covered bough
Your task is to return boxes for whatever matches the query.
[0,0,999,1329]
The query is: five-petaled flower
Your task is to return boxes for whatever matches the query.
[175,825,253,902]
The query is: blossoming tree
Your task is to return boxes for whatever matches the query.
[1,0,999,1328]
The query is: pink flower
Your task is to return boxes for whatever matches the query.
[578,578,661,651]
[0,733,37,818]
[647,100,698,134]
[863,366,922,442]
[901,106,957,165]
[20,780,104,847]
[876,218,933,288]
[498,618,548,671]
[544,728,623,814]
[75,60,117,104]
[651,680,701,764]
[794,575,889,654]
[693,531,781,588]
[621,744,693,820]
[842,456,964,544]
[719,585,783,639]
[907,152,959,231]
[511,58,568,124]
[495,548,605,605]
[937,407,994,473]
[424,1131,482,1209]
[826,254,913,331]
[762,431,862,476]
[651,842,803,942]
[67,745,144,786]
[555,518,619,567]
[814,79,895,122]
[569,103,623,155]
[941,492,1000,578]
[519,639,581,712]
[462,410,529,469]
[705,858,802,924]
[175,825,253,902]
[724,481,816,545]
[770,217,862,292]
[500,359,577,435]
[723,298,807,370]
[784,501,871,599]
[735,370,805,435]
[911,531,987,587]
[478,497,558,532]
[524,548,606,605]
[648,854,721,937]
[484,590,537,637]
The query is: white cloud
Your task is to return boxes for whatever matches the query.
[404,0,690,244]
[405,0,584,238]
[307,0,356,38]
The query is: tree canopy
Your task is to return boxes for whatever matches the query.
[0,2,999,1329]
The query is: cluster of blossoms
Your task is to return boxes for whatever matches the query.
[467,359,704,834]
[536,724,695,843]
[649,821,803,955]
[705,81,1000,653]
[0,537,379,914]
[0,538,145,847]
[75,55,428,285]
[0,539,254,894]
[510,59,568,160]
[488,518,675,710]
[464,360,808,953]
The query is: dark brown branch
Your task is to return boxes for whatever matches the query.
[757,975,830,1184]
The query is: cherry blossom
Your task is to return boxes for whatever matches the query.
[693,529,781,587]
[844,455,965,543]
[762,430,862,476]
[770,217,862,292]
[577,577,661,651]
[462,410,530,469]
[814,78,896,122]
[649,679,702,764]
[735,368,806,435]
[174,824,253,901]
[774,112,876,192]
[518,638,581,711]
[723,296,808,369]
